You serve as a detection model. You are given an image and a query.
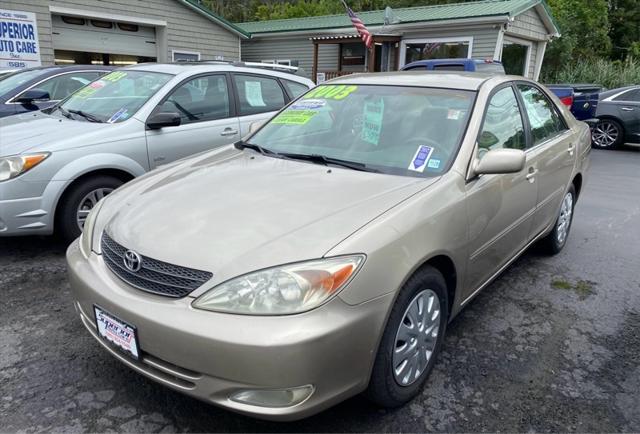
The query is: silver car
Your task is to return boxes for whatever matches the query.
[68,72,590,420]
[0,63,313,241]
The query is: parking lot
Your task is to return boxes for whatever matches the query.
[1,148,639,432]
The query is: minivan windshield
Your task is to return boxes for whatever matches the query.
[249,84,475,177]
[58,70,173,123]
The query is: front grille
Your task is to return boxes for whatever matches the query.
[101,232,213,298]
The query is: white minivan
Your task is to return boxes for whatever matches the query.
[0,62,314,241]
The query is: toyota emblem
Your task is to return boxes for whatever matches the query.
[123,250,142,272]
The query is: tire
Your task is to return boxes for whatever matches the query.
[56,176,123,244]
[592,119,624,149]
[541,184,576,255]
[366,266,449,408]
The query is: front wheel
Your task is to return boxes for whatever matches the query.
[542,184,576,254]
[56,176,123,243]
[592,119,623,149]
[366,266,448,407]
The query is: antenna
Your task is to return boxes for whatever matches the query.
[383,6,400,26]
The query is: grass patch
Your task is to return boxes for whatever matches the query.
[551,279,597,300]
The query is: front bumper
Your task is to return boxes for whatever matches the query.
[0,178,61,236]
[67,240,392,421]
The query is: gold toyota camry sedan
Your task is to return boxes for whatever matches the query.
[67,72,590,420]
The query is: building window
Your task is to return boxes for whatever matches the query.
[90,20,113,29]
[172,51,201,62]
[262,59,291,66]
[401,37,473,67]
[501,38,531,77]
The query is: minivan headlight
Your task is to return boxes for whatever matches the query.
[0,153,50,182]
[192,255,365,315]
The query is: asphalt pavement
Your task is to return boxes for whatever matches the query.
[1,148,639,432]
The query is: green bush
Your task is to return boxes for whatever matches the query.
[541,57,640,89]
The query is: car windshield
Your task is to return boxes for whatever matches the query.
[248,84,475,177]
[0,68,52,97]
[58,70,173,123]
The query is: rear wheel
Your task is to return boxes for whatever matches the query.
[366,266,448,407]
[542,184,576,254]
[56,176,123,243]
[592,119,623,149]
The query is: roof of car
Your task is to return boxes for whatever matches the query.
[124,62,313,84]
[327,71,503,91]
[599,85,639,98]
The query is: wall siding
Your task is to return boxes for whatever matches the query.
[508,8,549,41]
[241,38,339,79]
[401,26,500,61]
[2,0,240,65]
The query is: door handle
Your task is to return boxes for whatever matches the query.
[567,144,575,156]
[621,107,634,112]
[526,167,538,183]
[220,128,238,137]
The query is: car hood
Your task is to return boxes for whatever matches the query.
[98,146,439,290]
[0,111,115,155]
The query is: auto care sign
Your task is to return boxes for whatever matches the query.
[0,9,41,69]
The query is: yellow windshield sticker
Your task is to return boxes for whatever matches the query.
[272,109,318,125]
[102,71,127,82]
[304,85,358,100]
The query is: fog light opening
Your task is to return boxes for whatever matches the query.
[229,385,314,408]
[0,219,6,232]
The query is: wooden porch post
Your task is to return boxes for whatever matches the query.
[367,39,376,72]
[312,42,319,83]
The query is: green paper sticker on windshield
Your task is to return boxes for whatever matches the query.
[303,85,357,100]
[102,71,127,82]
[272,109,318,125]
[361,98,384,145]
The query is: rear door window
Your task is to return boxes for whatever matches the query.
[517,84,568,146]
[233,74,286,116]
[478,86,527,154]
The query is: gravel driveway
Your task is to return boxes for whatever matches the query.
[1,148,639,432]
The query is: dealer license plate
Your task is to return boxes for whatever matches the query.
[94,305,140,360]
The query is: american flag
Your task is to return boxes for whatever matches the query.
[341,1,373,49]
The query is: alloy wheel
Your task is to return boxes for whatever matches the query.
[556,192,574,245]
[393,289,441,386]
[76,188,113,231]
[592,121,620,148]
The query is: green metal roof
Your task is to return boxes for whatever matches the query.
[179,0,251,38]
[237,0,551,35]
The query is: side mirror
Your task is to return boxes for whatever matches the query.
[249,120,265,135]
[474,148,526,176]
[15,88,51,104]
[146,112,181,130]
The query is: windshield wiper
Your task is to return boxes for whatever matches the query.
[68,109,103,123]
[234,140,279,156]
[56,106,74,120]
[278,153,379,173]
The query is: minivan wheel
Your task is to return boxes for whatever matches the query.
[542,184,576,255]
[57,176,123,243]
[592,119,623,149]
[366,266,448,408]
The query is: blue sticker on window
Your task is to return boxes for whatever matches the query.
[408,145,434,173]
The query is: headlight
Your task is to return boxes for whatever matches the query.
[0,153,50,182]
[192,255,365,315]
[80,198,105,257]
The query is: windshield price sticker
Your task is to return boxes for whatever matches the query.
[361,98,384,145]
[303,85,358,100]
[408,145,434,173]
[272,109,318,125]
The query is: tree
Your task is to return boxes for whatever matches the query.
[609,0,640,59]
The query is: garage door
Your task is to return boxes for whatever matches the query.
[51,15,157,58]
